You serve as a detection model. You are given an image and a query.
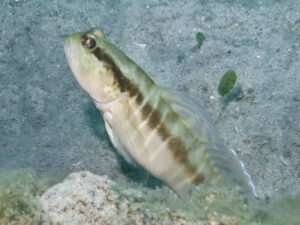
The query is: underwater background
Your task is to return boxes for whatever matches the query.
[0,0,299,224]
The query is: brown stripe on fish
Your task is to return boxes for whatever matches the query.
[168,138,189,165]
[128,85,139,97]
[92,47,203,183]
[192,173,205,185]
[92,47,131,92]
[136,92,144,105]
[167,137,204,182]
[138,96,164,129]
[93,48,157,126]
[138,101,199,178]
[148,109,162,129]
[147,98,176,130]
[92,47,149,107]
[156,123,170,140]
[141,103,153,119]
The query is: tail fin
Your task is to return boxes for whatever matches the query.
[229,148,258,198]
[203,141,258,198]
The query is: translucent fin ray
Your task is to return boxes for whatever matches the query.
[161,88,257,197]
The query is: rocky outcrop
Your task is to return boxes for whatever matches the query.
[41,171,198,225]
[41,171,244,225]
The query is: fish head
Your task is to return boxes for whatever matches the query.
[65,28,122,103]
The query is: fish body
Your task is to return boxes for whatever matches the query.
[65,28,256,199]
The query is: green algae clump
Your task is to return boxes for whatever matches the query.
[0,169,53,225]
[196,31,205,48]
[218,70,237,96]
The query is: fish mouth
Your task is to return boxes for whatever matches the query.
[64,33,79,64]
[64,40,76,78]
[64,33,86,79]
[64,32,85,59]
[64,39,72,68]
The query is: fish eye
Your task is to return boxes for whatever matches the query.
[81,34,96,49]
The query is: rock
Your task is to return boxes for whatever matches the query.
[40,171,201,225]
[41,171,300,225]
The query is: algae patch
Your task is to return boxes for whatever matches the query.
[196,31,205,48]
[111,176,300,225]
[190,184,300,225]
[0,169,54,225]
[218,70,237,96]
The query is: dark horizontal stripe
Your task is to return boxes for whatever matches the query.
[128,85,139,97]
[92,47,146,108]
[136,92,144,105]
[168,138,189,165]
[192,173,205,185]
[92,47,130,92]
[92,47,201,185]
[148,109,162,129]
[157,124,170,141]
[168,137,200,182]
[141,103,153,120]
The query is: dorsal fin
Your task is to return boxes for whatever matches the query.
[161,88,258,198]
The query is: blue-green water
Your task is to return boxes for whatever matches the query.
[0,0,299,224]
